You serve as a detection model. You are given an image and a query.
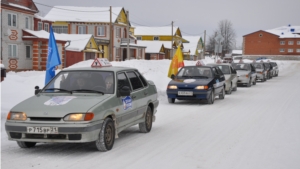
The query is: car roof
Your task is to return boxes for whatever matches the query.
[185,65,216,68]
[62,66,137,72]
[206,63,232,66]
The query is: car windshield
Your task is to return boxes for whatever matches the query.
[231,63,250,70]
[177,66,213,78]
[217,65,230,74]
[253,63,263,69]
[42,70,114,94]
[264,63,270,69]
[270,62,277,66]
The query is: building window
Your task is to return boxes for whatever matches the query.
[259,33,263,37]
[97,26,105,36]
[44,23,49,32]
[288,49,293,53]
[78,26,86,34]
[280,41,285,45]
[297,41,300,45]
[52,26,68,34]
[25,17,30,29]
[8,13,17,27]
[288,41,294,45]
[279,48,285,52]
[297,49,300,53]
[38,22,43,31]
[25,46,31,59]
[153,36,159,41]
[8,44,18,58]
[116,28,121,38]
[136,36,142,40]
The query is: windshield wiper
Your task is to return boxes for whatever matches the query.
[43,88,72,94]
[70,89,104,94]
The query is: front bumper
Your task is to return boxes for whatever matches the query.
[166,89,212,100]
[5,120,103,143]
[237,76,249,84]
[256,73,264,80]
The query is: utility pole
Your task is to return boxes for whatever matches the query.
[126,10,130,61]
[203,30,206,60]
[109,6,112,61]
[171,21,173,60]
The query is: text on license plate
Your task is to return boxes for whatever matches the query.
[27,127,58,134]
[178,91,193,96]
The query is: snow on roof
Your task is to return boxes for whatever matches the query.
[265,26,300,38]
[134,26,178,36]
[232,50,243,54]
[43,6,123,22]
[8,3,36,12]
[182,36,201,55]
[136,41,166,53]
[120,43,147,48]
[23,30,92,51]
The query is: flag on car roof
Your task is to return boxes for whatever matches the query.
[45,26,61,85]
[167,46,185,78]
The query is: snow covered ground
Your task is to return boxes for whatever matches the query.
[1,58,300,169]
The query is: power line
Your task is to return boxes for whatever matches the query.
[181,30,205,36]
[34,2,109,12]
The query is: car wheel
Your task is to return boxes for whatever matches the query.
[253,77,256,85]
[247,79,252,87]
[219,87,225,99]
[168,98,175,103]
[95,118,115,152]
[207,90,215,104]
[139,106,153,133]
[226,83,232,94]
[17,141,36,148]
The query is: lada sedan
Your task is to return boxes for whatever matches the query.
[166,65,226,104]
[231,62,257,87]
[270,62,279,77]
[5,61,159,152]
[206,63,238,94]
[253,62,267,82]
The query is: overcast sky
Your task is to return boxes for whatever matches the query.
[34,0,300,48]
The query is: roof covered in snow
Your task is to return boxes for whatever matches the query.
[265,26,300,38]
[23,30,92,51]
[134,26,179,36]
[136,41,166,53]
[43,6,123,22]
[232,50,243,54]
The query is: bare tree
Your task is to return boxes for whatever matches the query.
[218,20,236,55]
[205,31,217,55]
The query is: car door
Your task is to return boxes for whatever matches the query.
[212,67,224,94]
[250,64,257,83]
[125,71,147,121]
[116,72,137,128]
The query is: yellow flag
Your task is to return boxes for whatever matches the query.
[167,47,185,78]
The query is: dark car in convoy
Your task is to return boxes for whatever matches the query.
[166,65,226,104]
[270,62,279,77]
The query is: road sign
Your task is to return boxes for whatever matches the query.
[214,34,224,43]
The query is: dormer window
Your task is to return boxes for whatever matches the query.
[136,37,142,40]
[153,36,159,41]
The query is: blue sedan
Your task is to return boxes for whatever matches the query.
[166,65,226,104]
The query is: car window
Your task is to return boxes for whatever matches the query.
[231,63,250,70]
[117,72,131,91]
[230,66,236,74]
[135,71,148,87]
[218,65,230,74]
[126,71,144,90]
[215,67,224,75]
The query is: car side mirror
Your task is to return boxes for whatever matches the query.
[119,86,130,97]
[35,86,40,95]
[171,74,175,80]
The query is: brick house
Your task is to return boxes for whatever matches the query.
[243,26,300,58]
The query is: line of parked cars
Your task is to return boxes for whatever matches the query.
[166,59,279,104]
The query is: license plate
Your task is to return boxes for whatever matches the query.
[178,91,193,96]
[27,127,58,134]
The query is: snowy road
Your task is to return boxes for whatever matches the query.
[1,61,300,169]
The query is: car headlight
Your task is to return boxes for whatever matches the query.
[195,85,208,90]
[241,74,249,78]
[7,112,27,121]
[63,113,94,121]
[168,85,177,89]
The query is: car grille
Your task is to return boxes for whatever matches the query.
[30,117,62,121]
[25,133,67,139]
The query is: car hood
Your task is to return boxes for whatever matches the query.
[10,94,111,117]
[236,70,250,76]
[169,78,214,86]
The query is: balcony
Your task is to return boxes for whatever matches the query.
[121,38,135,44]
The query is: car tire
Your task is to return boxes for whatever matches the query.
[253,77,256,85]
[226,84,232,94]
[95,118,115,152]
[219,87,225,99]
[207,90,215,104]
[139,106,153,133]
[247,79,252,87]
[17,141,36,148]
[168,98,175,103]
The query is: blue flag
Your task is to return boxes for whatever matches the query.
[45,26,61,85]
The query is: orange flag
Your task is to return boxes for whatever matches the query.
[168,46,185,78]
